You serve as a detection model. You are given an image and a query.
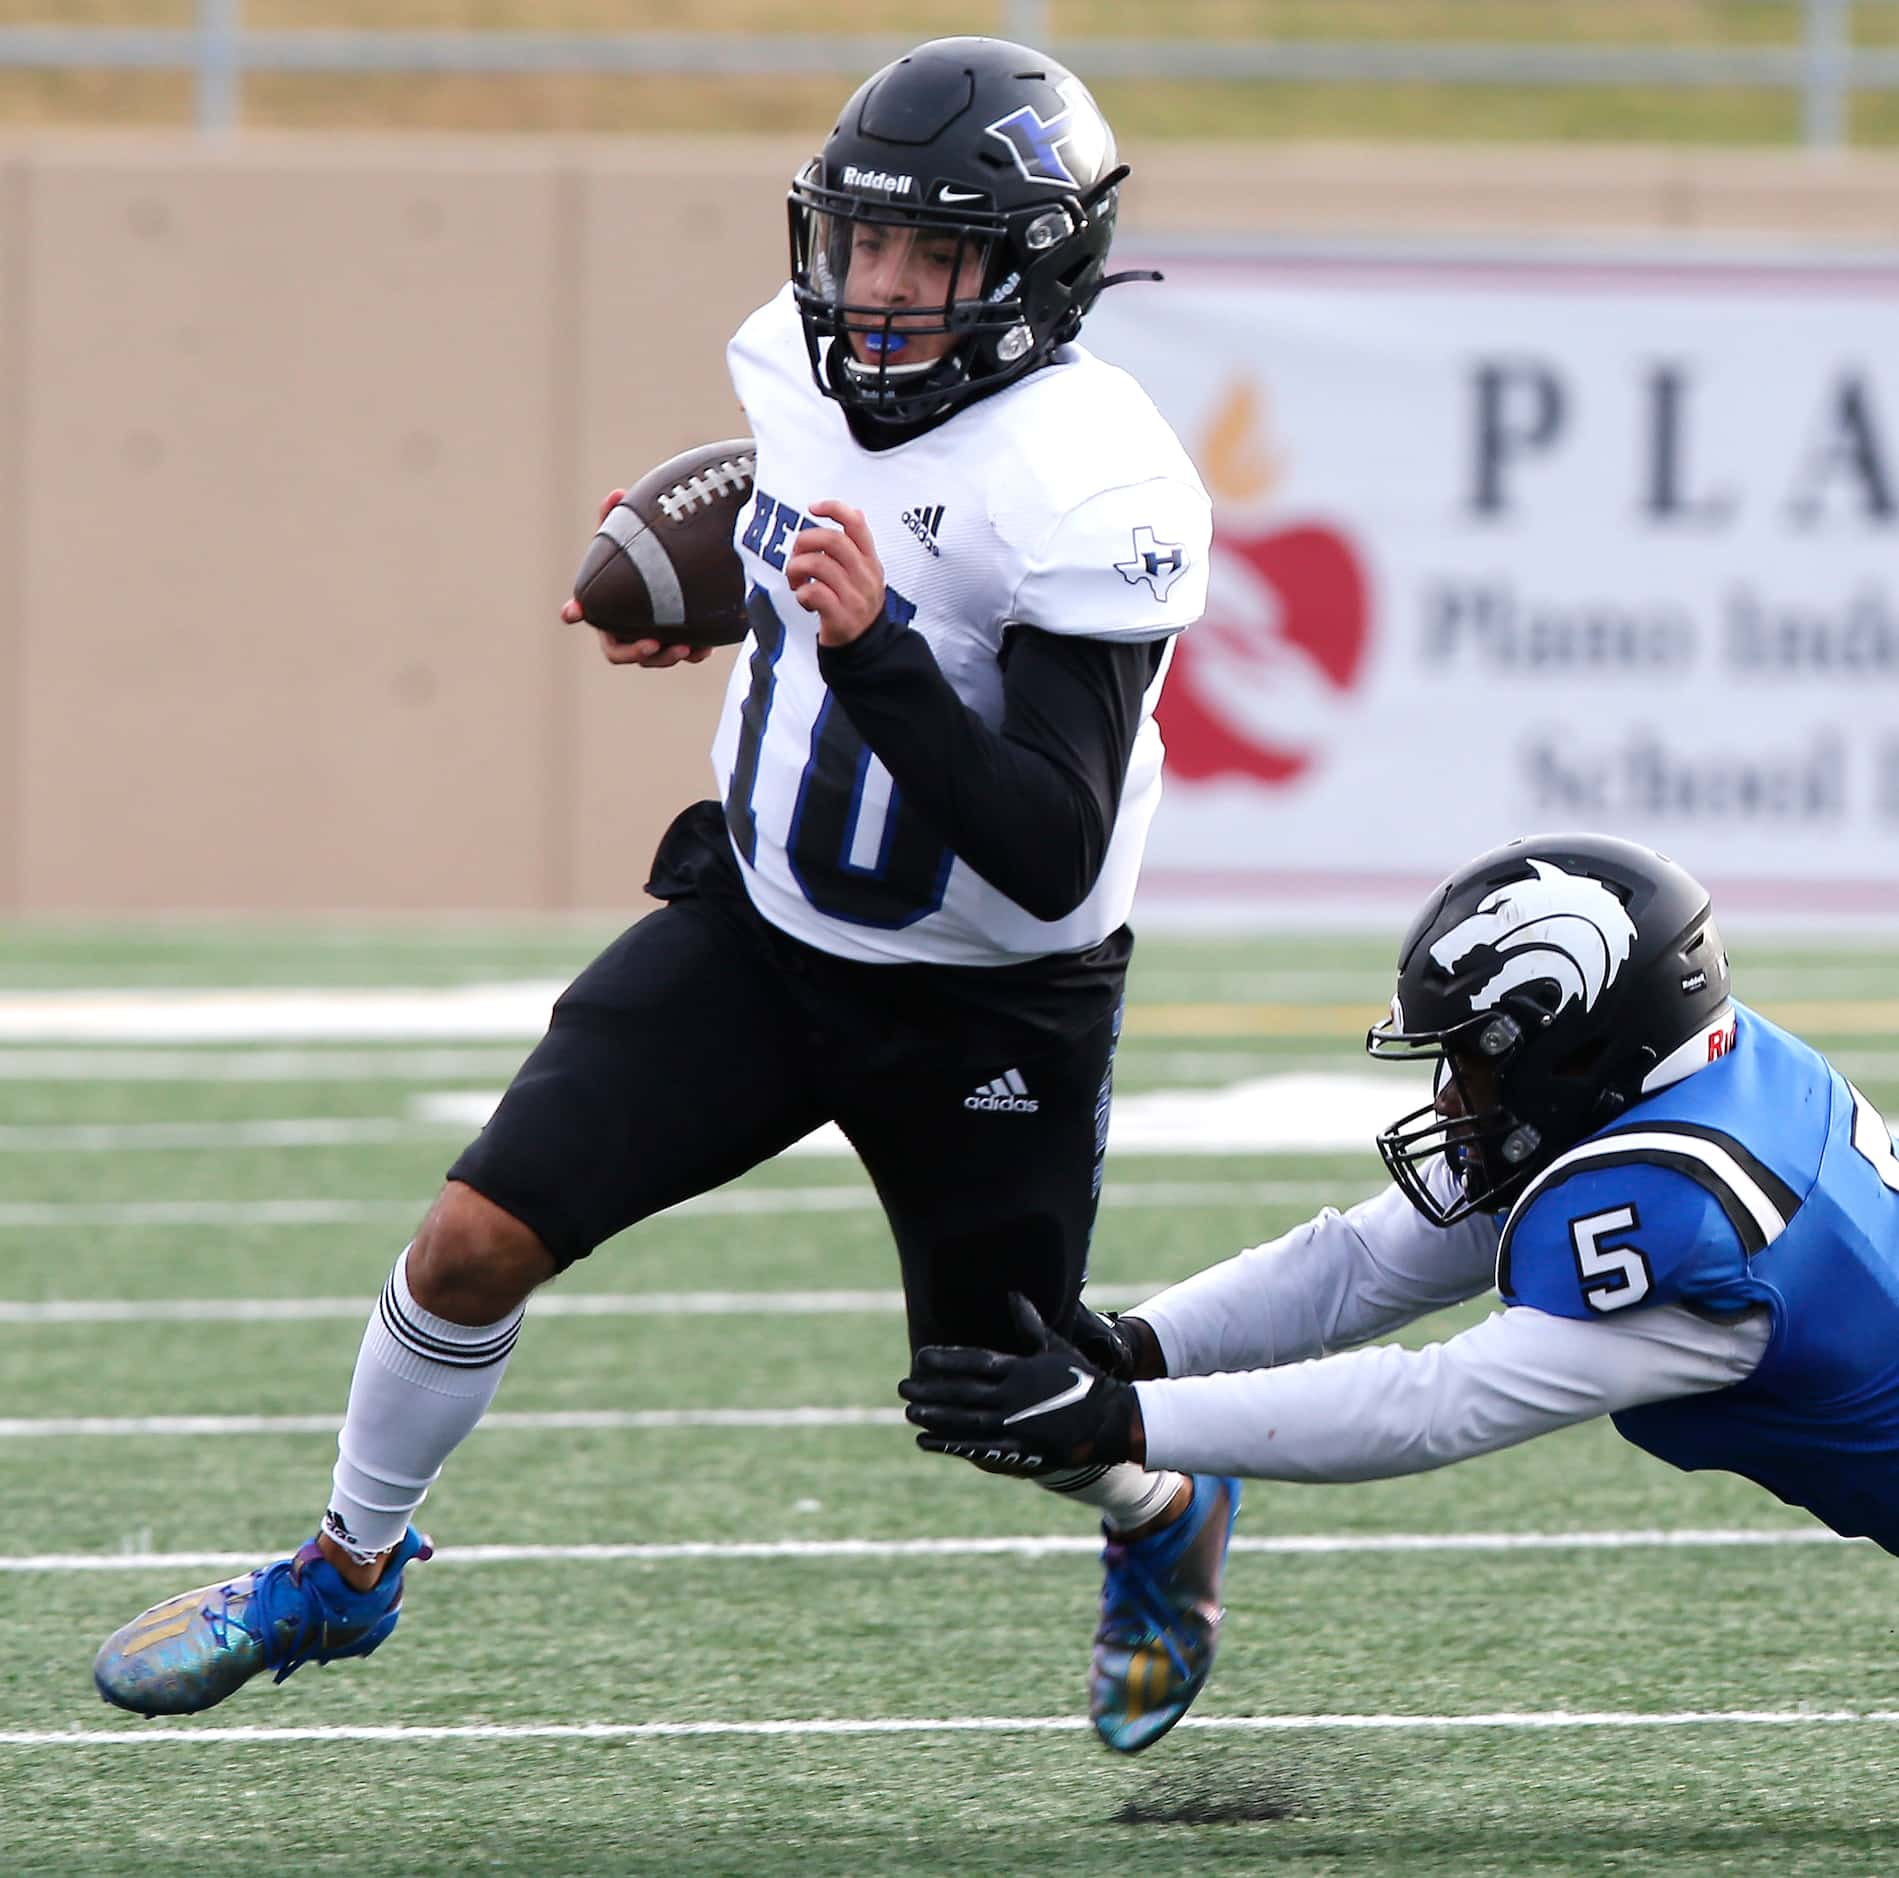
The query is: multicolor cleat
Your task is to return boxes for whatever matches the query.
[92,1527,431,1717]
[1089,1473,1240,1753]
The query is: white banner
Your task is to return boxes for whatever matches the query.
[1087,250,1899,922]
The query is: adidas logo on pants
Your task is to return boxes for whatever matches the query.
[965,1068,1040,1114]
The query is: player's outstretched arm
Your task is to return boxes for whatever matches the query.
[1129,1300,1770,1484]
[907,1294,1769,1487]
[1133,1168,1502,1381]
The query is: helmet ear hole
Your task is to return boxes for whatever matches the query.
[1518,981,1566,1022]
[1553,1033,1611,1081]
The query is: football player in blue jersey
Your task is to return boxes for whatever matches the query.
[904,832,1899,1609]
[92,36,1236,1754]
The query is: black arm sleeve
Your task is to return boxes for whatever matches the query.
[816,616,1165,922]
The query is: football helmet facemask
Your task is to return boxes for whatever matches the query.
[1367,833,1736,1225]
[789,36,1144,430]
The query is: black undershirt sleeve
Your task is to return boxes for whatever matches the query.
[815,615,1166,923]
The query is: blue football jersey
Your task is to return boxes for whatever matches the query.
[1497,1003,1899,1552]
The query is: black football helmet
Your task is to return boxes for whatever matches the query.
[1367,833,1735,1225]
[788,36,1142,430]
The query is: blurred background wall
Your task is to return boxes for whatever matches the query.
[1,4,1897,916]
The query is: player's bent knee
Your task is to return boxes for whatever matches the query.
[407,1181,555,1325]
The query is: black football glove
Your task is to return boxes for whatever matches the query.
[1062,1299,1139,1383]
[899,1292,1137,1477]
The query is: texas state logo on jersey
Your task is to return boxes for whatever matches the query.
[712,284,1211,967]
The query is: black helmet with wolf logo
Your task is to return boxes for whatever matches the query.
[788,36,1138,429]
[1367,833,1734,1224]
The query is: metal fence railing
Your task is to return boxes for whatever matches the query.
[0,0,1895,147]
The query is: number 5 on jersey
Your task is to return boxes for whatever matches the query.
[1570,1205,1653,1313]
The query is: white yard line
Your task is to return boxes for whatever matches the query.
[0,1105,1382,1158]
[417,1076,1412,1158]
[1,1042,1893,1085]
[0,1047,1339,1083]
[0,982,1889,1048]
[0,984,566,1043]
[0,1083,1409,1158]
[0,1528,1841,1575]
[0,1179,1347,1231]
[0,1201,423,1228]
[0,1049,529,1082]
[0,1408,903,1439]
[0,1119,454,1152]
[0,1284,1187,1325]
[3,1709,1894,1749]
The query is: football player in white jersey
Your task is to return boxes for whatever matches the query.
[94,36,1231,1755]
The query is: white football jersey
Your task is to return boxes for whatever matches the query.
[712,285,1210,967]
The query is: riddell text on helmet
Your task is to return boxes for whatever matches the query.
[841,165,913,194]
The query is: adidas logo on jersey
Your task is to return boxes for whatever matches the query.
[965,1068,1039,1113]
[902,504,946,557]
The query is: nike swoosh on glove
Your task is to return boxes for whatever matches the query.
[899,1292,1137,1475]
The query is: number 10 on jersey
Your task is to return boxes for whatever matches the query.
[724,586,953,929]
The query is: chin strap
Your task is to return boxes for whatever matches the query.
[1066,165,1157,316]
[1059,267,1161,349]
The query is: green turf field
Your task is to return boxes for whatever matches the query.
[2,922,1897,1875]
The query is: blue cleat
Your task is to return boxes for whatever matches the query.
[1089,1473,1240,1753]
[92,1527,431,1717]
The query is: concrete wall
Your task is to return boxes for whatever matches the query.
[2,133,1895,912]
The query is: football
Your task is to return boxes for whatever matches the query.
[571,438,757,647]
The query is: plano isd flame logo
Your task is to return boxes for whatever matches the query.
[1430,860,1638,1018]
[1156,379,1372,788]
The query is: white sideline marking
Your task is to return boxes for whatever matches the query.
[0,1408,903,1439]
[0,1043,1892,1087]
[0,984,566,1043]
[0,1284,1176,1325]
[0,1528,1842,1575]
[0,1083,1407,1157]
[417,1072,1415,1157]
[0,982,1890,1048]
[0,1179,1346,1231]
[4,1710,1896,1749]
[0,1045,1360,1088]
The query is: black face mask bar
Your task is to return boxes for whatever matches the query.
[1367,1012,1537,1225]
[787,166,1137,427]
[790,192,1015,420]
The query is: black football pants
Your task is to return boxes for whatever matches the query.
[447,891,1121,1355]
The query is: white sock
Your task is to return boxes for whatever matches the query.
[1038,1461,1186,1535]
[323,1246,525,1562]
